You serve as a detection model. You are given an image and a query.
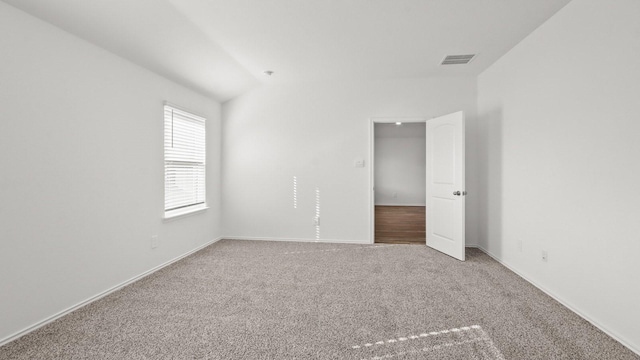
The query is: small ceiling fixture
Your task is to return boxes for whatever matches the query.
[395,122,402,125]
[441,54,476,65]
[263,70,274,76]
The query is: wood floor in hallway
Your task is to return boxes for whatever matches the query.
[374,205,426,245]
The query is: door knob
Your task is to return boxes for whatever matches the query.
[453,191,461,196]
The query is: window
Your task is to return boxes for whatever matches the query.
[164,104,206,218]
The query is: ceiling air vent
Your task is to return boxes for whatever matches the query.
[441,54,476,65]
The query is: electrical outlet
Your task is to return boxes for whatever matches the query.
[541,250,548,262]
[151,235,158,249]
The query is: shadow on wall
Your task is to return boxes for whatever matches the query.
[478,107,503,258]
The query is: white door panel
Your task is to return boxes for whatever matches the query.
[426,111,465,261]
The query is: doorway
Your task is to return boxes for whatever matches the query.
[373,122,426,245]
[369,112,466,260]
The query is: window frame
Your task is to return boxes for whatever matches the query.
[163,103,208,220]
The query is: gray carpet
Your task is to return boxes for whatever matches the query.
[0,240,637,359]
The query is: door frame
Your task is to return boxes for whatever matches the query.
[369,117,427,244]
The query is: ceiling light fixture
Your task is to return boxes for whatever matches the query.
[395,122,402,125]
[263,70,274,76]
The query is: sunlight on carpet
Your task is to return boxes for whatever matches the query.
[351,325,504,360]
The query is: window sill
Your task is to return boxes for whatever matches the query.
[163,204,209,222]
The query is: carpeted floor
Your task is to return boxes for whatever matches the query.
[0,240,637,359]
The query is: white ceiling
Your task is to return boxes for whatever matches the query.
[376,123,426,140]
[170,0,571,82]
[2,0,257,102]
[3,0,571,101]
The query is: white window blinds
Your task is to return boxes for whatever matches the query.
[164,105,206,214]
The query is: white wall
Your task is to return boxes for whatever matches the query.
[0,3,222,343]
[374,123,426,206]
[477,0,640,353]
[222,77,478,244]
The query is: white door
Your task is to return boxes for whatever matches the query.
[426,111,465,261]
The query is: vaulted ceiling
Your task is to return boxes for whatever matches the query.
[3,0,571,102]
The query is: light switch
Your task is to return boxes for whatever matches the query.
[354,159,365,168]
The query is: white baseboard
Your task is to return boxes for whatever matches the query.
[0,237,222,347]
[224,236,369,245]
[225,237,480,247]
[475,245,640,356]
[375,203,426,207]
